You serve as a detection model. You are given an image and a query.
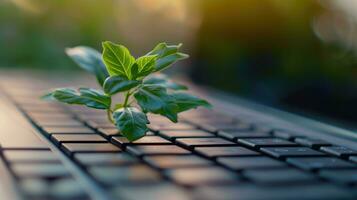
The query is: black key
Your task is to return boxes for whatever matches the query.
[194,183,356,200]
[253,125,272,133]
[238,138,297,148]
[287,157,356,170]
[295,138,331,148]
[127,145,190,156]
[176,138,235,149]
[28,113,72,120]
[61,143,121,155]
[144,155,212,169]
[89,165,161,186]
[320,146,357,158]
[200,122,251,132]
[111,182,190,200]
[319,169,357,184]
[74,153,137,166]
[111,136,171,148]
[181,111,234,123]
[43,127,95,134]
[218,130,271,141]
[86,120,116,129]
[12,163,70,179]
[350,156,357,163]
[217,157,286,170]
[168,167,239,186]
[51,134,106,145]
[4,150,60,163]
[35,120,83,127]
[159,130,214,140]
[22,106,65,112]
[243,168,317,184]
[98,128,121,138]
[195,146,260,157]
[19,178,48,198]
[149,122,195,131]
[20,178,90,200]
[49,178,90,199]
[272,130,304,140]
[260,147,325,158]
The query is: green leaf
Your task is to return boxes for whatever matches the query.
[144,74,188,90]
[171,92,211,113]
[102,41,135,79]
[44,88,111,109]
[79,88,111,109]
[103,76,141,95]
[113,107,149,141]
[131,55,157,79]
[146,43,189,71]
[44,88,84,104]
[65,46,109,87]
[134,84,179,122]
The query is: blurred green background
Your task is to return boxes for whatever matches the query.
[0,0,356,126]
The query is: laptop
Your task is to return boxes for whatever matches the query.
[0,71,356,200]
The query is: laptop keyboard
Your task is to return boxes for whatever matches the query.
[0,84,356,200]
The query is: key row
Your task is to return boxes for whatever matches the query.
[1,149,89,200]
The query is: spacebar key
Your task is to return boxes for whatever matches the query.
[0,96,49,149]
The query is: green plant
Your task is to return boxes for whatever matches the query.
[43,41,211,141]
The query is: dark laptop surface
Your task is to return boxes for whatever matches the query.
[0,72,356,200]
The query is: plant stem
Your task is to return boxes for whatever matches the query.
[123,90,131,107]
[107,109,114,124]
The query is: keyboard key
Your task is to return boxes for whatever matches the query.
[272,130,304,140]
[127,145,190,156]
[217,157,286,170]
[200,122,251,132]
[260,147,325,158]
[350,156,357,163]
[61,143,121,155]
[176,138,235,149]
[320,146,357,158]
[51,134,106,145]
[3,150,60,163]
[74,153,137,166]
[238,138,297,148]
[21,177,90,200]
[287,157,356,170]
[243,168,317,184]
[19,178,48,197]
[294,138,331,148]
[160,130,214,140]
[218,130,271,140]
[35,120,83,127]
[49,178,89,200]
[112,136,171,148]
[149,122,196,131]
[98,128,121,138]
[319,169,357,184]
[111,182,190,200]
[168,167,239,186]
[194,183,355,200]
[89,165,161,186]
[144,155,212,169]
[12,163,70,179]
[195,146,260,157]
[43,127,95,134]
[86,120,116,129]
